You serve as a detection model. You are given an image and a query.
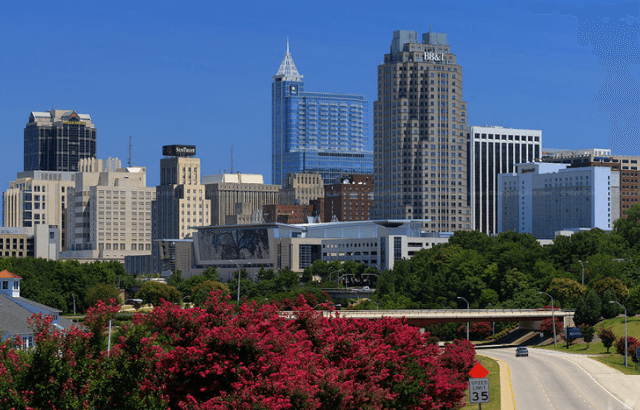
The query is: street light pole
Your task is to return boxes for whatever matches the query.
[540,292,557,347]
[610,301,628,367]
[578,259,585,286]
[231,261,242,303]
[457,296,470,341]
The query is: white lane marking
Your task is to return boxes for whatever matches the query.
[534,350,632,410]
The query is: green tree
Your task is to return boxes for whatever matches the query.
[613,204,640,250]
[593,277,629,300]
[546,277,584,308]
[601,288,622,319]
[167,270,184,288]
[276,268,300,291]
[573,290,601,326]
[597,326,617,353]
[579,324,595,348]
[191,281,229,305]
[448,230,493,254]
[626,284,640,317]
[136,281,182,305]
[85,283,120,307]
[201,267,219,282]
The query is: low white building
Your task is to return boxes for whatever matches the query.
[497,163,618,239]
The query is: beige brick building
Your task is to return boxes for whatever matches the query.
[3,170,76,250]
[279,172,324,205]
[203,173,280,226]
[153,146,211,240]
[59,158,156,262]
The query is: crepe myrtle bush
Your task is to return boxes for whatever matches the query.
[0,292,477,409]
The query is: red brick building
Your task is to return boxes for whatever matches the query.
[323,175,373,222]
[262,204,315,224]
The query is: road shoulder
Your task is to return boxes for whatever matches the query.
[482,353,515,410]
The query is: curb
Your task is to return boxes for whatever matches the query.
[484,354,516,410]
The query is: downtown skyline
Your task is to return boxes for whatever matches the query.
[0,0,637,200]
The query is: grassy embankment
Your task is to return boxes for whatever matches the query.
[535,316,640,375]
[460,355,501,410]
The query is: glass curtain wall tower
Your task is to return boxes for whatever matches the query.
[373,30,470,232]
[24,110,96,172]
[272,41,372,186]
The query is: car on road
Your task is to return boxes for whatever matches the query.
[515,347,529,357]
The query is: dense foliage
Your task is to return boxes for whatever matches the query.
[0,257,133,313]
[370,205,640,314]
[0,293,476,409]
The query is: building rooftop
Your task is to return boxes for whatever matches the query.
[0,270,21,279]
[273,39,303,82]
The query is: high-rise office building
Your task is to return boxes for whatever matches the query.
[153,145,211,240]
[271,42,372,186]
[61,158,156,262]
[373,30,470,232]
[468,126,541,235]
[24,110,97,172]
[3,170,76,250]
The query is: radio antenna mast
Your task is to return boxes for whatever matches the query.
[230,145,234,174]
[128,136,132,167]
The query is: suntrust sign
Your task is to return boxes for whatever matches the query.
[163,145,196,157]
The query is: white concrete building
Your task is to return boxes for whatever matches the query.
[498,163,619,239]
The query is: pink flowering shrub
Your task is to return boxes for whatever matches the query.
[0,292,475,409]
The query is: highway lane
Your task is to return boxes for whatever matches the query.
[481,347,632,410]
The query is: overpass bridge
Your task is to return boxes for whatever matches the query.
[282,309,575,328]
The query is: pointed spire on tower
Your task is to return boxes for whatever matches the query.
[273,38,303,81]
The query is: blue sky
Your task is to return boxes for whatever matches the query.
[1,0,638,193]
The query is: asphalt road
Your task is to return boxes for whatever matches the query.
[481,347,632,410]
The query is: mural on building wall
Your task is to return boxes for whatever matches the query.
[197,228,270,261]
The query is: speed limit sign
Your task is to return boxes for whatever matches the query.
[469,378,490,403]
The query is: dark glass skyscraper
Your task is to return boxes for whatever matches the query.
[271,42,372,186]
[24,110,97,172]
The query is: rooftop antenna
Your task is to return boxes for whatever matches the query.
[430,22,433,32]
[230,145,234,174]
[128,136,132,167]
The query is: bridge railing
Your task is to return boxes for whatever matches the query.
[279,308,574,319]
